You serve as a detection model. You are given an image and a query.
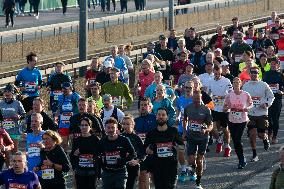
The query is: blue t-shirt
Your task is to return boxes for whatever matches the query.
[57,92,81,129]
[176,96,193,133]
[105,56,128,83]
[26,131,45,176]
[15,67,42,97]
[134,113,157,134]
[0,169,40,189]
[144,83,174,100]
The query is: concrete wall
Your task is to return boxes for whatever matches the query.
[1,0,283,63]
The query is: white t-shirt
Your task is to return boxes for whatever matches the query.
[208,76,232,112]
[198,72,214,93]
[102,106,125,126]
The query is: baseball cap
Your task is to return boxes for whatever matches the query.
[61,82,72,89]
[55,61,65,66]
[103,60,113,68]
[4,84,15,94]
[102,94,112,101]
[220,61,230,67]
[215,48,222,53]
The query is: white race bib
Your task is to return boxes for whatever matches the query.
[112,96,123,107]
[269,84,279,93]
[231,111,242,120]
[62,103,73,111]
[188,120,204,132]
[2,118,15,130]
[156,142,173,158]
[25,82,36,92]
[53,90,63,101]
[9,183,27,189]
[60,112,73,122]
[252,97,261,108]
[28,143,41,158]
[42,167,54,179]
[234,54,242,62]
[105,151,120,165]
[213,96,225,107]
[79,154,94,168]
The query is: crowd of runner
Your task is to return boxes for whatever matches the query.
[0,11,284,189]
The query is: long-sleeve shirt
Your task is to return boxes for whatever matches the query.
[122,132,145,161]
[101,81,133,108]
[26,111,57,133]
[98,135,135,172]
[243,80,275,116]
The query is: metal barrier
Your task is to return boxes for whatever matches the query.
[0,14,279,88]
[0,0,282,63]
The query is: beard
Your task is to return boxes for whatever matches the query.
[157,119,167,126]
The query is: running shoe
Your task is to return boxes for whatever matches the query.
[203,158,207,171]
[195,185,203,189]
[223,146,231,157]
[250,156,259,162]
[238,161,247,169]
[216,143,223,153]
[189,172,197,181]
[263,139,270,151]
[178,171,187,182]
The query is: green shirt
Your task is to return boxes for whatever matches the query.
[87,96,104,109]
[101,81,133,108]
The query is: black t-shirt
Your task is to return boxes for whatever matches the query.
[155,48,175,62]
[144,126,183,160]
[98,135,135,171]
[122,132,145,160]
[69,113,105,136]
[70,135,100,172]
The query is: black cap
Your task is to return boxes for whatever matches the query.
[4,84,15,94]
[159,34,166,40]
[61,82,72,89]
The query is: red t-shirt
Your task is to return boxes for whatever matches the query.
[138,71,155,97]
[85,69,99,85]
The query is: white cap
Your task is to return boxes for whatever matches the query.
[103,60,113,68]
[215,48,222,53]
[220,61,230,66]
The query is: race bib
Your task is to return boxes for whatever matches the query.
[41,166,54,179]
[271,33,279,40]
[28,143,41,158]
[269,84,279,93]
[89,79,96,85]
[105,151,120,165]
[137,133,146,141]
[112,96,123,107]
[188,120,204,132]
[25,82,36,92]
[62,102,73,112]
[79,154,94,168]
[234,54,242,62]
[156,142,173,158]
[2,118,16,130]
[53,90,63,101]
[9,183,27,189]
[60,112,73,124]
[231,111,242,120]
[213,96,225,107]
[252,97,261,108]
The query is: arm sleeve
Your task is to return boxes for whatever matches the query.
[57,146,71,173]
[18,101,26,115]
[69,139,78,170]
[37,70,43,86]
[135,136,146,160]
[124,138,135,162]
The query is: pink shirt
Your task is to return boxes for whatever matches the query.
[224,91,252,123]
[138,71,155,97]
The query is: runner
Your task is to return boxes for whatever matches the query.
[15,52,43,112]
[101,67,133,110]
[223,77,253,169]
[55,82,81,152]
[70,117,100,189]
[69,98,104,139]
[151,84,176,127]
[144,71,175,101]
[26,97,57,133]
[263,57,284,144]
[84,57,101,97]
[176,81,193,181]
[100,94,125,126]
[26,113,45,175]
[121,115,145,189]
[98,117,135,189]
[208,65,233,157]
[243,66,275,161]
[0,84,25,167]
[34,130,70,189]
[46,61,72,115]
[183,90,213,189]
[0,151,41,189]
[198,62,214,94]
[0,127,14,171]
[87,82,104,110]
[144,107,184,189]
[134,97,156,189]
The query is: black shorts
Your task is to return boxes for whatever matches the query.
[247,115,268,134]
[186,137,209,156]
[140,155,155,173]
[212,110,228,128]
